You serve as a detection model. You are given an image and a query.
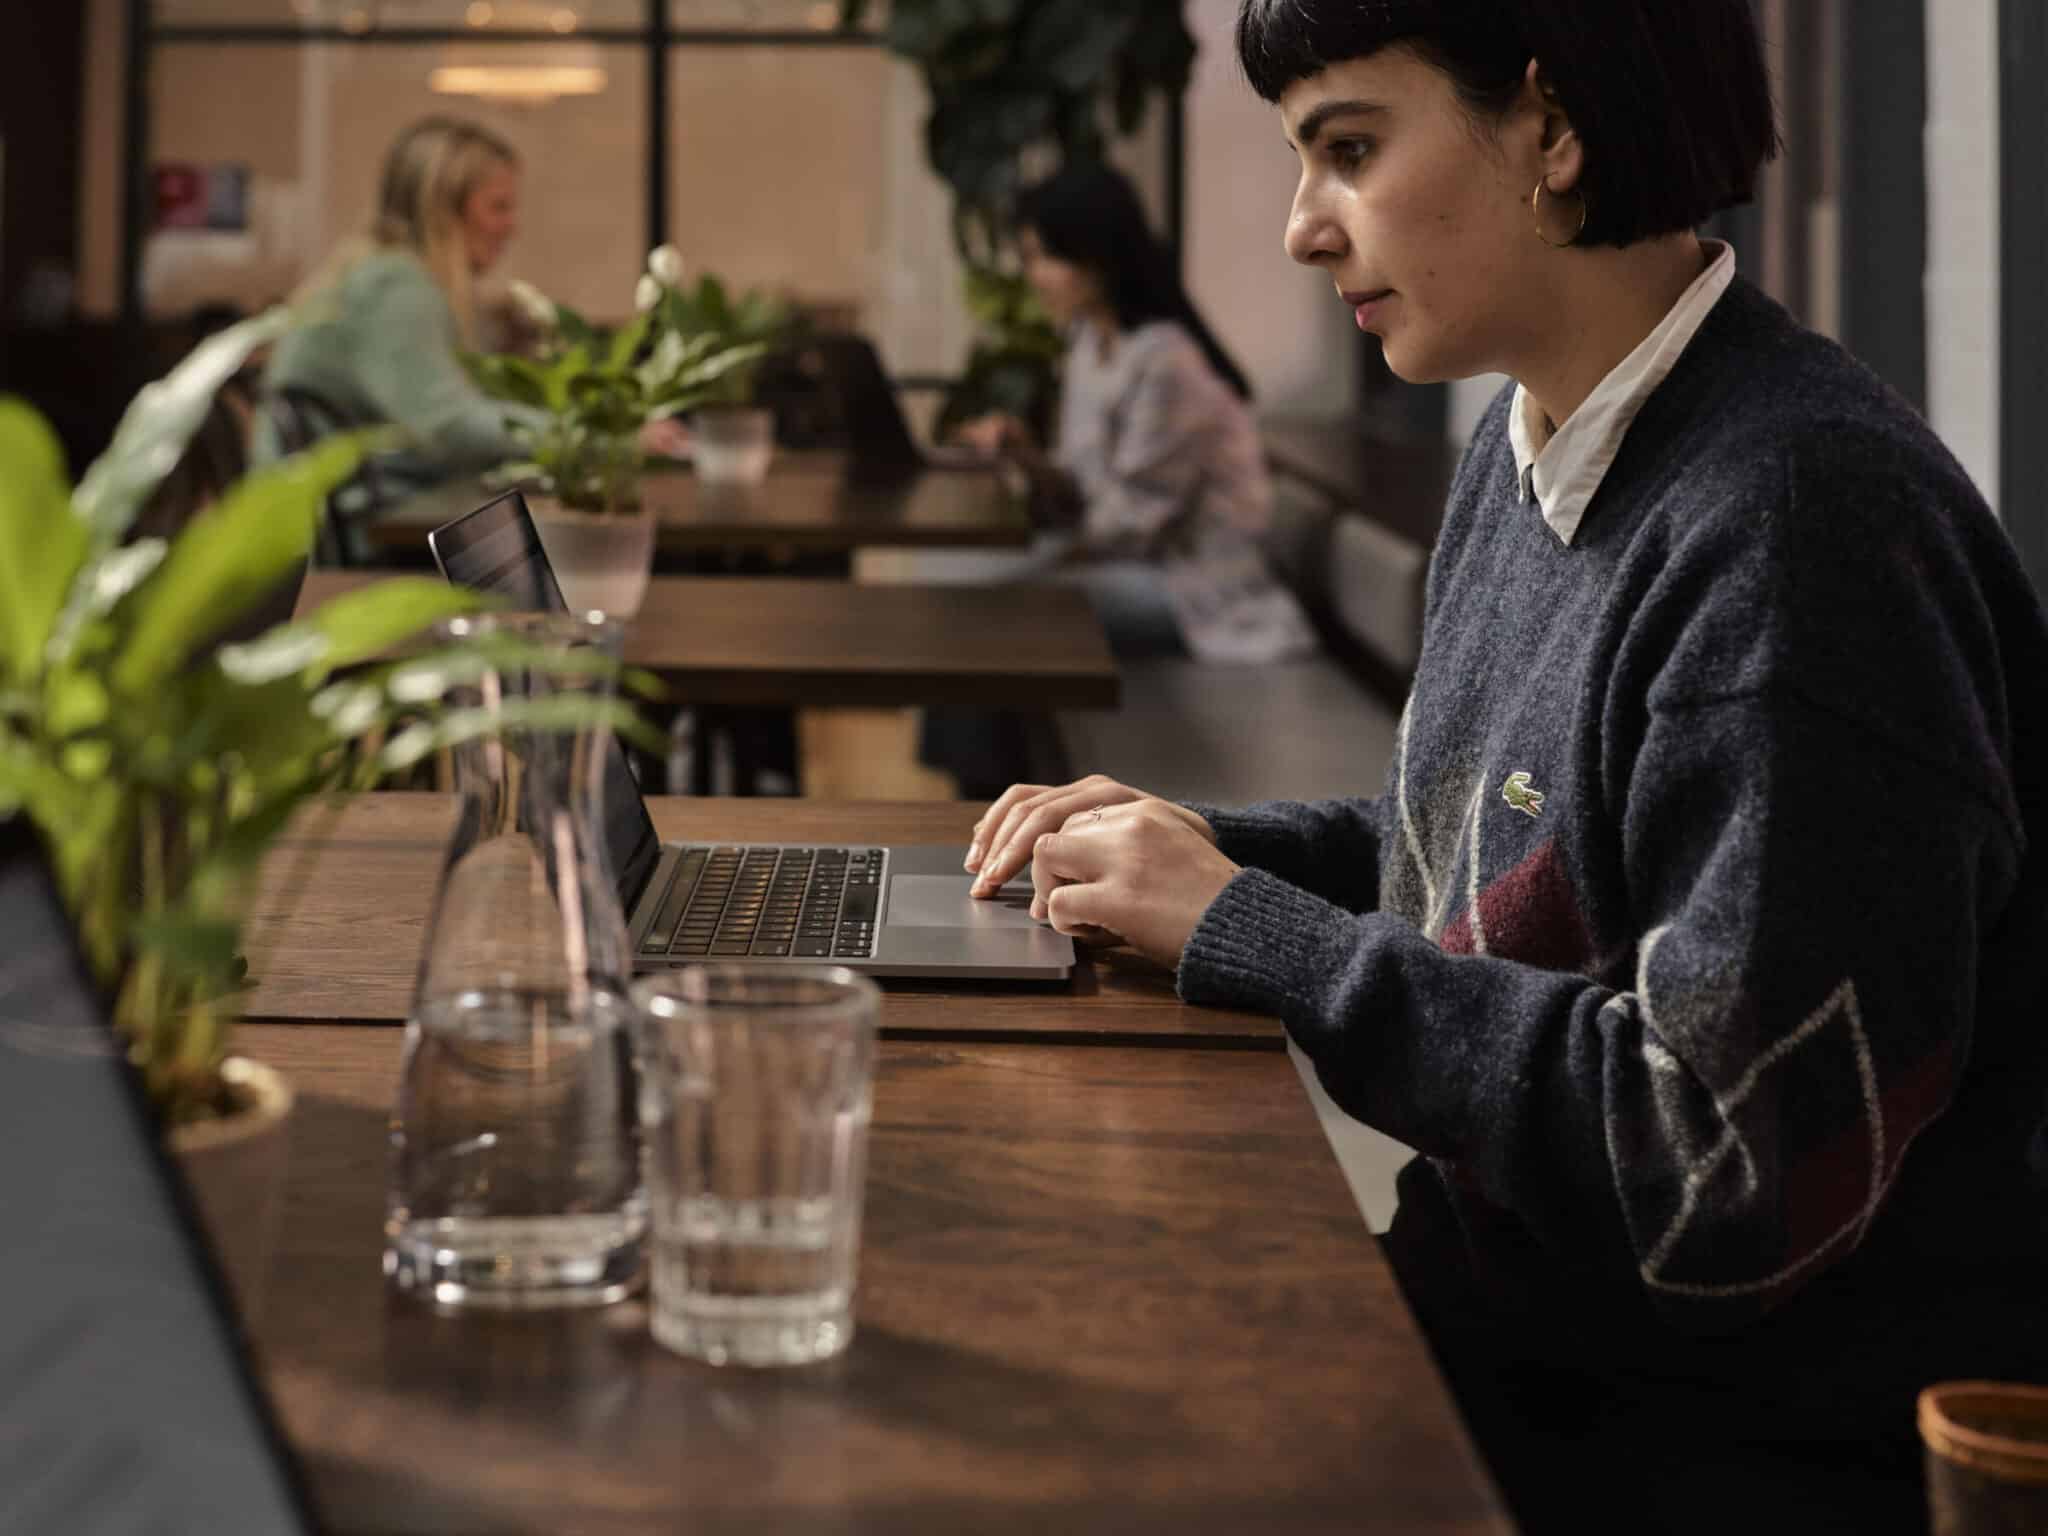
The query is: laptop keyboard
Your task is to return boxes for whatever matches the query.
[638,846,883,962]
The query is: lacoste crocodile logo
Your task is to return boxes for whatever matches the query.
[1502,772,1545,819]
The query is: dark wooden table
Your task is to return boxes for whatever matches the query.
[244,796,1284,1048]
[296,569,1119,710]
[244,1023,1510,1535]
[366,455,1033,561]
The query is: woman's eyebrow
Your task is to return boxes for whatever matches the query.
[1291,99,1388,150]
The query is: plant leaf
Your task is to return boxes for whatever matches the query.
[300,577,499,678]
[0,399,87,687]
[380,693,662,770]
[71,308,293,549]
[108,434,365,700]
[606,312,653,371]
[43,539,168,668]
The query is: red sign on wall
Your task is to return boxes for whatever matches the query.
[153,163,250,232]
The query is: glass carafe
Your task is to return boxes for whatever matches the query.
[384,612,646,1309]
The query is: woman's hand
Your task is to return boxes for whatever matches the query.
[950,412,1030,462]
[1027,798,1240,968]
[966,774,1214,892]
[638,416,693,461]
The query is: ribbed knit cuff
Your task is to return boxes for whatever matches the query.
[1177,865,1351,1013]
[1177,801,1313,873]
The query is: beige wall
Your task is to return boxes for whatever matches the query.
[75,17,975,360]
[1925,0,2000,513]
[1182,0,1356,416]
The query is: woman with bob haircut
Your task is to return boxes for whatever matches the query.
[964,2,2048,1528]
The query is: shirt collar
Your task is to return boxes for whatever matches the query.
[1508,239,1736,545]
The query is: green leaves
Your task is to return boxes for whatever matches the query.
[108,433,366,699]
[0,399,88,688]
[471,268,789,508]
[1,338,667,1123]
[861,0,1195,262]
[71,307,294,550]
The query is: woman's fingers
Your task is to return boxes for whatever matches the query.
[1043,882,1124,945]
[972,776,1129,894]
[965,784,1048,874]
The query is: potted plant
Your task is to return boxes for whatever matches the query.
[470,248,773,614]
[0,310,656,1315]
[647,258,796,487]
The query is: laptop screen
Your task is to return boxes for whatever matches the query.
[426,490,665,913]
[0,821,319,1534]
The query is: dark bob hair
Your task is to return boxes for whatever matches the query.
[1015,162,1253,400]
[1236,0,1779,249]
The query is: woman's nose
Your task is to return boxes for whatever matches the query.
[1284,181,1346,268]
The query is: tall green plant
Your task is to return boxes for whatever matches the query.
[847,0,1195,264]
[0,310,657,1122]
[842,0,1194,429]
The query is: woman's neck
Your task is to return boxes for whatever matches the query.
[1511,233,1710,431]
[1082,303,1122,363]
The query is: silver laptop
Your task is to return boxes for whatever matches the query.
[427,490,1074,981]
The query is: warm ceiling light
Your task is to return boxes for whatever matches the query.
[466,1,493,25]
[429,64,608,103]
[550,8,578,32]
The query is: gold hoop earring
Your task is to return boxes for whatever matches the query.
[1531,174,1587,249]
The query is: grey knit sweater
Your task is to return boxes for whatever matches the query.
[1179,278,2048,1386]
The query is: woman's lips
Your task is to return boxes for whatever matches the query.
[1342,289,1394,330]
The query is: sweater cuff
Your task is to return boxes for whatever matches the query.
[1180,802,1312,874]
[1177,865,1352,1013]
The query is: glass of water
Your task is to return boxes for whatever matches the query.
[633,965,879,1366]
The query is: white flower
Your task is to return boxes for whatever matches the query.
[507,279,557,332]
[635,273,662,315]
[646,244,686,289]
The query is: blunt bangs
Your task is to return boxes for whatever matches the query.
[1236,0,1496,103]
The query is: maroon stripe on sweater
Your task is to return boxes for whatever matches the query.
[1440,837,1597,973]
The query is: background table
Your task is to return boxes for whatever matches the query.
[366,456,1033,560]
[243,1024,1510,1535]
[244,796,1284,1049]
[296,569,1119,710]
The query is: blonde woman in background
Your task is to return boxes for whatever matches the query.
[257,115,549,493]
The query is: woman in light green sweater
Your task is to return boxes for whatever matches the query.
[257,115,546,493]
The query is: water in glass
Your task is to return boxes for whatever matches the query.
[384,612,647,1309]
[637,966,876,1366]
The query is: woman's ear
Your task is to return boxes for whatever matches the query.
[1528,60,1585,195]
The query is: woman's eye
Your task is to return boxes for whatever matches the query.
[1329,139,1373,172]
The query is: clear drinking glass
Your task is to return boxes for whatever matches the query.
[633,965,879,1366]
[385,612,647,1309]
[691,406,775,486]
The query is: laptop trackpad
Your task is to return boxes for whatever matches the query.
[888,875,1039,929]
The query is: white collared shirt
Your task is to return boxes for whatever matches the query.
[1507,239,1736,545]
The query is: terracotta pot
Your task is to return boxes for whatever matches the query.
[529,498,656,619]
[170,1056,293,1323]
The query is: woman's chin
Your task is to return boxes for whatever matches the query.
[1377,335,1458,388]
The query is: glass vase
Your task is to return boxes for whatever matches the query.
[384,612,647,1309]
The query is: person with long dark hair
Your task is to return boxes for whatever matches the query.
[954,161,1315,664]
[961,3,2048,1530]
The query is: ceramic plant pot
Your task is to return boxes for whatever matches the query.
[529,497,657,619]
[170,1055,294,1323]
